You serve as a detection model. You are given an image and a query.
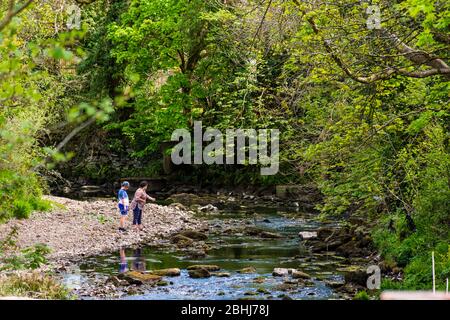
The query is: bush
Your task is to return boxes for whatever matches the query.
[353,290,370,300]
[0,170,51,222]
[12,200,33,219]
[0,272,71,300]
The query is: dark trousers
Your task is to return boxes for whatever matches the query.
[133,207,142,225]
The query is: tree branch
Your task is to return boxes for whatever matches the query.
[0,0,34,32]
[292,0,450,83]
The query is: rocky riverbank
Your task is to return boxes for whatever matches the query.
[0,196,205,264]
[1,191,383,300]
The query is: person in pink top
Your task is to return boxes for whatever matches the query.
[130,181,156,231]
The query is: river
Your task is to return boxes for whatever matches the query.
[61,201,351,300]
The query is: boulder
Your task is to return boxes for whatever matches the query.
[272,268,293,277]
[338,266,367,287]
[106,276,127,286]
[150,268,181,277]
[212,272,231,277]
[178,230,208,241]
[253,277,265,283]
[199,204,219,213]
[188,268,211,278]
[291,270,311,279]
[324,279,345,289]
[245,227,263,236]
[256,287,270,294]
[238,266,256,274]
[187,265,220,272]
[170,234,194,247]
[118,271,162,285]
[298,231,317,240]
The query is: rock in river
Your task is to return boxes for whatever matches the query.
[177,230,208,241]
[170,234,194,247]
[338,265,368,287]
[199,204,219,213]
[212,272,231,277]
[291,270,311,279]
[118,271,162,285]
[238,266,257,274]
[298,231,317,240]
[188,268,211,278]
[150,268,181,277]
[272,268,293,277]
[187,265,220,271]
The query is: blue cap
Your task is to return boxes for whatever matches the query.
[121,181,130,187]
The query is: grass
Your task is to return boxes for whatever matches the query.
[0,272,72,300]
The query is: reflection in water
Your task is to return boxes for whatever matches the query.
[132,248,146,272]
[119,248,128,273]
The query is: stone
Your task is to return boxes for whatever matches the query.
[298,231,317,240]
[178,230,208,241]
[151,268,181,277]
[106,276,125,286]
[212,272,231,277]
[199,204,219,213]
[245,227,263,236]
[238,266,256,274]
[338,266,367,287]
[253,277,265,283]
[272,268,294,277]
[170,234,194,247]
[118,271,162,285]
[188,268,211,278]
[187,265,220,272]
[291,270,311,279]
[256,287,270,294]
[324,279,345,289]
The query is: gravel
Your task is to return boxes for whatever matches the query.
[0,196,204,262]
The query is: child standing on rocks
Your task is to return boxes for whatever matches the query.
[130,181,156,232]
[118,181,130,232]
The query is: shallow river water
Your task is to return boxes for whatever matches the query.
[63,205,350,300]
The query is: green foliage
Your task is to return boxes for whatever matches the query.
[353,290,370,300]
[0,0,449,293]
[0,170,52,221]
[0,272,71,300]
[0,228,50,271]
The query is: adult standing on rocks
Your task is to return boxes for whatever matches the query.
[130,181,156,232]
